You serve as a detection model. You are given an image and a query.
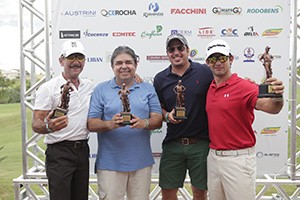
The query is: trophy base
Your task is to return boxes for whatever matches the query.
[258,83,283,98]
[51,107,68,119]
[120,112,133,125]
[173,107,187,120]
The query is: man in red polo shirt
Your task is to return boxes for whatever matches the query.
[205,39,284,200]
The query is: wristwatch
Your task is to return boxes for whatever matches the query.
[45,122,54,133]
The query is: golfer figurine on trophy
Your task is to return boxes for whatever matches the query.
[173,80,187,120]
[258,46,282,98]
[118,83,132,125]
[51,80,73,119]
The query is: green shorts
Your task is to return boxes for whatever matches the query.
[159,139,209,190]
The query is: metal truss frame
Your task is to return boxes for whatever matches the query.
[14,0,300,199]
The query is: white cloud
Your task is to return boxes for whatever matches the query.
[0,0,18,27]
[0,25,19,70]
[0,0,19,70]
[0,0,45,72]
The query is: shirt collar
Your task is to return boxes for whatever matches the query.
[58,73,83,89]
[211,73,238,88]
[165,59,194,77]
[110,77,140,91]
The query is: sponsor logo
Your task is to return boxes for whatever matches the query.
[143,3,164,18]
[86,57,103,63]
[171,30,192,37]
[198,27,215,37]
[100,9,137,17]
[260,127,280,135]
[256,151,280,158]
[220,28,238,37]
[243,47,255,62]
[141,25,163,39]
[143,77,155,84]
[212,7,242,15]
[244,26,259,37]
[247,5,283,14]
[190,49,198,58]
[83,29,109,37]
[112,32,136,37]
[262,28,283,37]
[61,10,97,17]
[170,8,206,15]
[146,55,168,61]
[189,49,205,62]
[59,30,80,39]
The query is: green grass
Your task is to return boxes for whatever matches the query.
[0,103,24,200]
[0,104,35,200]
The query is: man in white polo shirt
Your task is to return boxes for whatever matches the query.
[32,40,94,200]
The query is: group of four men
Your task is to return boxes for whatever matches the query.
[32,33,284,200]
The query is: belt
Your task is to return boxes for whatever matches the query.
[50,140,88,149]
[176,137,199,145]
[211,147,255,156]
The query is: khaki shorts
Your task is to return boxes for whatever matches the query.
[97,166,152,200]
[207,148,256,200]
[159,139,209,190]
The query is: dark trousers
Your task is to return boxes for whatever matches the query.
[45,140,90,200]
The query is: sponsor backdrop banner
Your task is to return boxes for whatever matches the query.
[51,0,290,176]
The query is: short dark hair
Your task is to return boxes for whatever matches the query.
[111,46,138,66]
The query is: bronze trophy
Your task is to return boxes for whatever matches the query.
[258,46,282,98]
[51,80,73,119]
[118,83,132,125]
[173,80,187,120]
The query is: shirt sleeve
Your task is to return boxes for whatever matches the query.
[153,74,164,105]
[147,84,162,114]
[88,85,104,118]
[34,84,54,110]
[244,80,259,109]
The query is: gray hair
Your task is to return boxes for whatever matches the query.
[111,46,139,66]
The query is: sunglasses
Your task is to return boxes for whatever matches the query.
[65,55,86,62]
[207,55,229,64]
[167,45,186,53]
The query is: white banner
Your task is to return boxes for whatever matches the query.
[51,0,290,176]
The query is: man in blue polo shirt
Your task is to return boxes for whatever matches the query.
[153,33,213,200]
[88,46,162,199]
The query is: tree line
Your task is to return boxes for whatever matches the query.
[0,71,30,104]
